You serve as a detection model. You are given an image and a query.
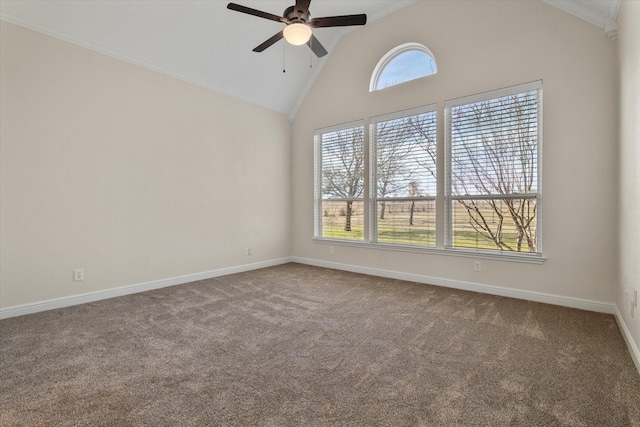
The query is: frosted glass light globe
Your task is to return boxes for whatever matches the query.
[283,23,312,46]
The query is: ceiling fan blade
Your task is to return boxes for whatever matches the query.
[307,34,328,58]
[227,3,285,23]
[253,30,285,52]
[295,0,311,20]
[309,14,367,28]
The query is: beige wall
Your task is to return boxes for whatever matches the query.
[0,22,291,308]
[292,1,619,303]
[618,1,640,360]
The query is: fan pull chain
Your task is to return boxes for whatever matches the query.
[283,44,286,73]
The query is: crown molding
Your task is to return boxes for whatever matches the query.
[543,0,619,39]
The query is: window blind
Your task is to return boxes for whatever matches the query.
[445,81,542,253]
[371,106,437,246]
[315,123,365,241]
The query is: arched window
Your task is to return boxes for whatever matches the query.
[370,43,437,92]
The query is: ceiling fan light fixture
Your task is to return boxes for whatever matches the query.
[283,23,312,45]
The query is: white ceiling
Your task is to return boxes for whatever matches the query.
[0,0,620,119]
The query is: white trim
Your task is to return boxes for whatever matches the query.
[0,257,292,320]
[3,255,637,376]
[614,306,640,375]
[604,17,618,40]
[314,120,364,136]
[607,1,621,21]
[444,81,543,255]
[543,0,607,28]
[370,104,438,125]
[294,255,638,375]
[370,42,437,92]
[313,238,545,264]
[543,0,621,39]
[314,131,323,239]
[314,121,366,240]
[369,104,438,246]
[291,256,612,313]
[536,87,545,253]
[445,80,543,108]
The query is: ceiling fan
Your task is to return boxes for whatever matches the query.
[227,1,367,58]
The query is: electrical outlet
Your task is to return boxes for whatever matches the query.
[329,246,334,254]
[247,248,252,256]
[473,261,481,272]
[73,269,84,281]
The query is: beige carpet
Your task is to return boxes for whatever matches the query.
[1,263,639,426]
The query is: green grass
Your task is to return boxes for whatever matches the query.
[322,216,533,252]
[452,230,506,251]
[320,200,537,252]
[322,215,365,240]
[322,212,435,245]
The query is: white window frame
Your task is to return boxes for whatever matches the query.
[314,120,366,242]
[444,81,543,257]
[313,82,545,264]
[369,105,438,248]
[370,43,437,92]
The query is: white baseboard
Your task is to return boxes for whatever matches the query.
[3,255,638,376]
[0,257,292,320]
[291,257,616,314]
[292,257,640,375]
[614,306,640,374]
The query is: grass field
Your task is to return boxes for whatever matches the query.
[321,200,536,252]
[321,201,435,245]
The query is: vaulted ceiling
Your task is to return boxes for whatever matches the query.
[0,0,621,119]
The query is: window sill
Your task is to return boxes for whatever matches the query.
[313,238,546,264]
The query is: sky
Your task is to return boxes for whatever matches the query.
[377,50,436,90]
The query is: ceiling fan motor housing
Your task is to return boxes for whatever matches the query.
[284,5,308,24]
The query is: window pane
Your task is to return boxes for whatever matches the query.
[447,83,541,254]
[316,124,365,242]
[450,90,538,197]
[377,50,436,90]
[321,127,365,200]
[321,201,365,241]
[375,111,437,198]
[377,200,435,246]
[373,108,437,247]
[451,198,538,252]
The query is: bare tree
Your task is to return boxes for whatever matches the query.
[375,120,415,219]
[451,92,538,252]
[407,181,421,226]
[322,127,365,232]
[375,112,437,219]
[407,114,437,185]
